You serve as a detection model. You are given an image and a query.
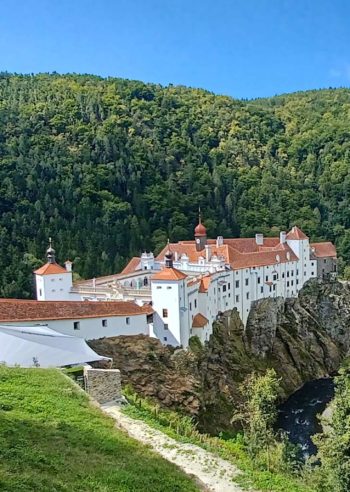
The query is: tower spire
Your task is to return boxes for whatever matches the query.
[46,237,56,264]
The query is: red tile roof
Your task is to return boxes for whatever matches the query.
[192,313,209,328]
[152,267,187,281]
[199,276,211,293]
[121,257,141,275]
[286,226,308,240]
[0,299,149,323]
[311,242,337,258]
[157,240,298,270]
[34,263,68,275]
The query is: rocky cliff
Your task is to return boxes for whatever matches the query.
[89,279,350,434]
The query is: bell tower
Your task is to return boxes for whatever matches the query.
[194,209,207,252]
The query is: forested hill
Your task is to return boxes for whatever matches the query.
[1,73,350,298]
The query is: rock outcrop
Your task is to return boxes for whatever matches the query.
[89,279,350,434]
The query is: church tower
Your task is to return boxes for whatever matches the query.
[194,210,207,252]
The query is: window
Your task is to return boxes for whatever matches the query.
[269,285,272,292]
[51,278,54,282]
[296,269,299,275]
[287,281,290,287]
[273,284,276,291]
[282,272,285,279]
[291,270,294,276]
[257,277,261,284]
[245,278,249,286]
[296,279,299,284]
[235,295,239,303]
[291,280,294,286]
[194,299,197,308]
[126,317,130,325]
[311,272,315,276]
[190,302,192,311]
[273,274,277,281]
[39,289,42,297]
[102,319,107,327]
[162,309,168,318]
[164,324,169,330]
[228,283,231,289]
[265,275,268,282]
[260,286,264,294]
[324,259,327,263]
[156,286,162,289]
[167,286,172,289]
[287,271,290,277]
[164,336,167,341]
[223,285,227,292]
[235,280,239,288]
[74,321,80,330]
[246,292,249,300]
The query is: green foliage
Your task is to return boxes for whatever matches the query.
[0,366,199,491]
[233,369,280,461]
[0,73,349,296]
[313,367,350,491]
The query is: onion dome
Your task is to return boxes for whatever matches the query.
[194,222,207,237]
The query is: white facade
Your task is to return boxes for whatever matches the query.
[32,227,330,349]
[35,271,77,301]
[2,314,149,341]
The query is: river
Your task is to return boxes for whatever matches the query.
[276,378,334,458]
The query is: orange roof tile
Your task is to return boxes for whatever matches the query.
[192,313,209,328]
[311,242,337,258]
[152,267,187,281]
[286,226,308,240]
[121,257,141,275]
[157,240,298,270]
[199,276,211,293]
[34,263,68,275]
[0,299,148,323]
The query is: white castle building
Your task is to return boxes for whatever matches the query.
[33,221,337,348]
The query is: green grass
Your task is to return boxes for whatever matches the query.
[0,366,200,492]
[122,388,317,492]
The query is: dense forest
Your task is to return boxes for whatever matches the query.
[1,73,350,297]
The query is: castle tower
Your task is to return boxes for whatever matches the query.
[194,210,207,252]
[33,239,73,301]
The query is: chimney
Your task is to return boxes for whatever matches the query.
[280,231,286,244]
[64,260,72,272]
[255,233,264,246]
[216,236,224,247]
[205,245,211,262]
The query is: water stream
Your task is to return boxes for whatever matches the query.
[276,378,334,458]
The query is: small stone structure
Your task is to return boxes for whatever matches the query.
[84,367,122,404]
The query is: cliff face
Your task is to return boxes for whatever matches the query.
[89,280,350,434]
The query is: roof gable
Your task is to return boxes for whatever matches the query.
[286,226,308,240]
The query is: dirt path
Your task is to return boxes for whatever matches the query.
[102,403,253,492]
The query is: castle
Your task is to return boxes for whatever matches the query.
[33,220,337,347]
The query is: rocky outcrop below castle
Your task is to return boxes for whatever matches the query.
[89,279,350,434]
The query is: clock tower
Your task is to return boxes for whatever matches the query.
[194,211,207,252]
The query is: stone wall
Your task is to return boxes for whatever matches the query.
[84,367,122,404]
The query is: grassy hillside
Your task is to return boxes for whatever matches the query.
[0,366,199,491]
[1,73,350,296]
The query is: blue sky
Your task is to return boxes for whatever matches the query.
[0,0,349,99]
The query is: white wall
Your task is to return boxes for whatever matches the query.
[3,314,149,341]
[36,272,75,301]
[151,279,184,346]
